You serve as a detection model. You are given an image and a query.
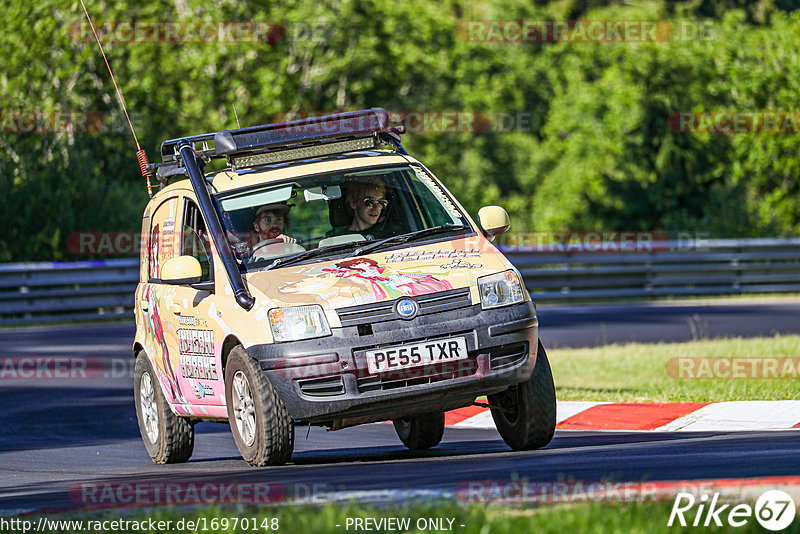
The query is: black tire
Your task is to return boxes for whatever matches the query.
[393,412,445,450]
[134,352,194,464]
[225,346,294,466]
[488,339,556,451]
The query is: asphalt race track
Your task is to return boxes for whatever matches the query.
[2,300,799,514]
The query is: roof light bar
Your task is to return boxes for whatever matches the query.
[230,136,378,170]
[215,108,388,156]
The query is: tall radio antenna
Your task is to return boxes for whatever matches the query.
[79,0,154,197]
[232,103,241,128]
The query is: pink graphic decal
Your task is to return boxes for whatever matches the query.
[143,285,185,406]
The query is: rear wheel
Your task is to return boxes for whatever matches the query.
[134,352,194,464]
[393,412,445,450]
[225,346,294,466]
[488,339,556,450]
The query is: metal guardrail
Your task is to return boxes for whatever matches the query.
[0,259,139,325]
[501,238,800,302]
[1,239,799,325]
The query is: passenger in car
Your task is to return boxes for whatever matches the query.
[328,179,388,240]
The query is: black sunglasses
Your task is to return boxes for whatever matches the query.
[362,197,388,209]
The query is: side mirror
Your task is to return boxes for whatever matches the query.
[161,256,202,285]
[477,206,510,241]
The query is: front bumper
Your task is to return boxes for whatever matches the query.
[246,299,538,424]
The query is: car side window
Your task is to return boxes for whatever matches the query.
[181,199,213,282]
[148,198,179,281]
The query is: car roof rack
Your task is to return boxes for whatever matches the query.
[152,108,408,176]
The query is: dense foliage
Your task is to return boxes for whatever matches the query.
[1,0,798,260]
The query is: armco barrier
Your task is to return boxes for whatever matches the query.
[501,238,800,302]
[0,259,139,325]
[1,239,799,325]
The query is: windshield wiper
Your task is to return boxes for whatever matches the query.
[350,224,470,257]
[264,241,362,270]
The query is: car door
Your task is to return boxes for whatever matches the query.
[140,193,186,406]
[158,194,227,409]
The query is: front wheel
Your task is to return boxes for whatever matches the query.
[488,339,556,450]
[225,346,294,466]
[393,412,445,450]
[134,352,194,464]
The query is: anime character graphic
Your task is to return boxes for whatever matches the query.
[325,258,452,300]
[273,266,369,305]
[143,285,185,405]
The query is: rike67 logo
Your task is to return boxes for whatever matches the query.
[668,490,796,531]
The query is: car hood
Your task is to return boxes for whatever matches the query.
[244,236,513,312]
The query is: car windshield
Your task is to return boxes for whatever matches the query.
[213,164,472,270]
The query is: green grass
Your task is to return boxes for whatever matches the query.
[27,501,797,533]
[548,335,800,402]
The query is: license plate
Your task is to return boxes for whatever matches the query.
[365,336,469,375]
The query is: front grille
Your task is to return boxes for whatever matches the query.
[337,288,472,327]
[296,375,345,397]
[417,288,473,314]
[356,357,478,393]
[489,343,528,371]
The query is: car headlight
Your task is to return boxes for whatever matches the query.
[478,270,525,309]
[268,305,331,342]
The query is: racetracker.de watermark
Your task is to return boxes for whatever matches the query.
[69,20,285,44]
[0,357,135,380]
[458,20,715,42]
[273,110,533,134]
[667,357,800,379]
[668,111,800,134]
[67,232,146,255]
[497,231,667,253]
[495,231,713,253]
[70,481,286,508]
[65,230,714,255]
[457,480,661,504]
[0,110,145,135]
